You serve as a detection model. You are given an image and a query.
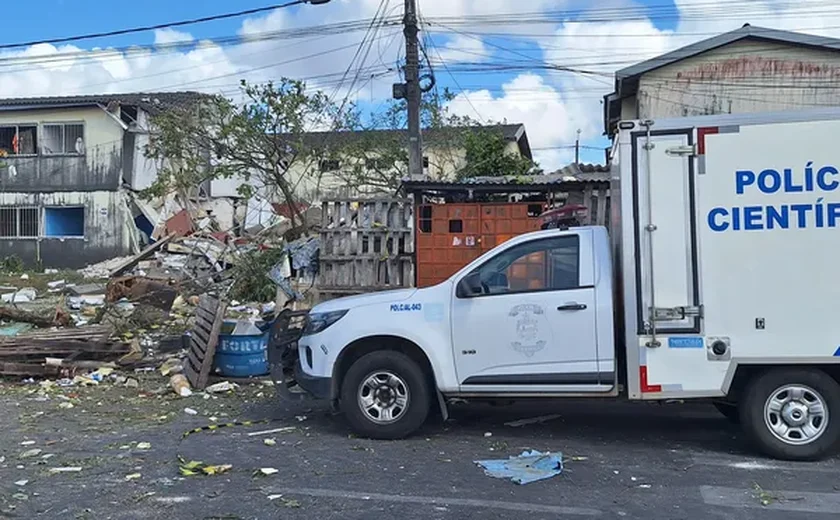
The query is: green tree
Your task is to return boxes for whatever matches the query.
[457,126,540,180]
[142,79,341,231]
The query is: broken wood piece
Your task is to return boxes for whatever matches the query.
[45,358,118,370]
[0,306,66,328]
[109,234,174,277]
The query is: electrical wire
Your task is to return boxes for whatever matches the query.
[0,1,314,50]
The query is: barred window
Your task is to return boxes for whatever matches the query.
[0,207,39,238]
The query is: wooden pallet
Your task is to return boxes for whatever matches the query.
[184,294,227,390]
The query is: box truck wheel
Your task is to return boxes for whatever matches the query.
[740,369,840,461]
[340,350,430,439]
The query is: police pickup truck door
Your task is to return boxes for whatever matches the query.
[450,229,609,393]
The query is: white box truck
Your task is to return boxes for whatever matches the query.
[271,109,840,461]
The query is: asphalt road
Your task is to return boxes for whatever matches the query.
[1,381,839,520]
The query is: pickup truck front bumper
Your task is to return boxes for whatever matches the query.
[267,309,331,401]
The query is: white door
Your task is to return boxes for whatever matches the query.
[632,129,704,395]
[451,229,610,393]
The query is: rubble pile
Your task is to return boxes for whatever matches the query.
[0,203,320,393]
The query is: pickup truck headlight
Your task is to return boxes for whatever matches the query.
[303,310,348,335]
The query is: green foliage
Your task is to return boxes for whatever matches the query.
[142,79,341,229]
[1,255,24,273]
[457,127,539,180]
[229,247,285,303]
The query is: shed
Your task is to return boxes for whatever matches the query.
[402,171,610,287]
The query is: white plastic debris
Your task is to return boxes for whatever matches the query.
[136,442,151,450]
[14,480,28,486]
[20,441,36,446]
[184,408,198,416]
[259,468,279,475]
[484,432,493,438]
[19,449,42,459]
[49,467,82,474]
[205,381,238,394]
[2,288,36,303]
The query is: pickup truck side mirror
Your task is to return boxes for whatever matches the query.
[457,272,483,298]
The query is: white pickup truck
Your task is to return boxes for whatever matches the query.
[272,108,840,461]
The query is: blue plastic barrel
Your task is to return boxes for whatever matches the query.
[213,320,271,377]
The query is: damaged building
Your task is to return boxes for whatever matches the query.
[0,92,206,268]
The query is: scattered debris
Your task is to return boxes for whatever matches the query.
[20,440,36,446]
[19,449,42,459]
[638,484,652,489]
[170,374,193,397]
[49,467,83,474]
[474,450,564,485]
[258,467,279,476]
[280,497,301,508]
[125,473,142,481]
[136,442,152,450]
[2,288,36,304]
[247,427,296,437]
[12,493,28,501]
[483,432,493,438]
[205,381,238,394]
[184,408,198,416]
[504,414,563,427]
[263,438,277,446]
[14,480,28,487]
[178,458,232,477]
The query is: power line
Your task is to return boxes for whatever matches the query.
[0,1,316,50]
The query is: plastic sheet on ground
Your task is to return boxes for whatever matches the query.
[474,450,563,485]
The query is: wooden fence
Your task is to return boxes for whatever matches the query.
[319,198,414,300]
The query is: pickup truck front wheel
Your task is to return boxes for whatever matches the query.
[340,351,430,439]
[740,368,840,461]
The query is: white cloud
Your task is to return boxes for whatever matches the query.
[154,28,195,46]
[0,0,838,171]
[436,35,491,63]
[446,73,588,169]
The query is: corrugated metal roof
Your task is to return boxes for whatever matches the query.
[0,92,207,115]
[401,165,610,194]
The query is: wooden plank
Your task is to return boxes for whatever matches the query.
[198,294,220,314]
[595,189,607,227]
[110,235,174,277]
[321,228,411,235]
[320,197,408,204]
[195,299,227,390]
[186,348,204,373]
[192,323,211,345]
[195,305,216,323]
[583,184,594,225]
[189,335,208,356]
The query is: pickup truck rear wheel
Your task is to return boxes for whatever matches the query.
[340,351,430,439]
[740,369,840,461]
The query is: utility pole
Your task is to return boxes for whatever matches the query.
[394,0,423,179]
[574,128,581,165]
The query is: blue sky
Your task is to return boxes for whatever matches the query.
[0,0,819,168]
